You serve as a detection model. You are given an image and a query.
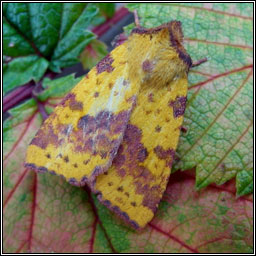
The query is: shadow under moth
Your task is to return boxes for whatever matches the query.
[25,16,206,229]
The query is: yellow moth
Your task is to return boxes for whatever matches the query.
[25,17,205,229]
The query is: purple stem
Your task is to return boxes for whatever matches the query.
[92,7,130,37]
[34,97,49,121]
[3,70,58,113]
[3,82,34,113]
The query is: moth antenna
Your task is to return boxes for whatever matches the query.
[191,57,207,68]
[134,10,140,27]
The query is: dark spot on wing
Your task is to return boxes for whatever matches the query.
[64,156,69,163]
[169,96,187,118]
[155,125,162,132]
[142,59,154,72]
[96,54,114,74]
[131,202,136,207]
[154,145,175,168]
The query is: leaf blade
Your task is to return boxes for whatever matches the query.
[3,55,49,95]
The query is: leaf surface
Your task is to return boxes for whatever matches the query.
[3,3,98,94]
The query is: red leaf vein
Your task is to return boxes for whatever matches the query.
[149,223,199,253]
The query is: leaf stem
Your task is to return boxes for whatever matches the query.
[192,58,208,67]
[3,69,58,113]
[33,96,48,121]
[3,82,34,112]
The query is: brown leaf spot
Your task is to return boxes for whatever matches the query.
[46,153,51,159]
[108,182,113,186]
[94,92,99,98]
[131,202,137,207]
[125,192,129,197]
[73,163,78,168]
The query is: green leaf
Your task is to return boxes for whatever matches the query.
[28,3,63,57]
[3,3,99,90]
[3,3,32,40]
[79,39,108,70]
[91,3,116,26]
[3,17,35,57]
[97,3,115,18]
[50,3,98,72]
[3,55,49,95]
[127,3,253,196]
[37,74,82,102]
[59,3,87,39]
[236,170,253,196]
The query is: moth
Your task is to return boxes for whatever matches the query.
[25,16,206,229]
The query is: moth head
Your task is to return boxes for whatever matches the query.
[129,21,192,86]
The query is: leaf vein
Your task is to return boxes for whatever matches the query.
[183,69,252,158]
